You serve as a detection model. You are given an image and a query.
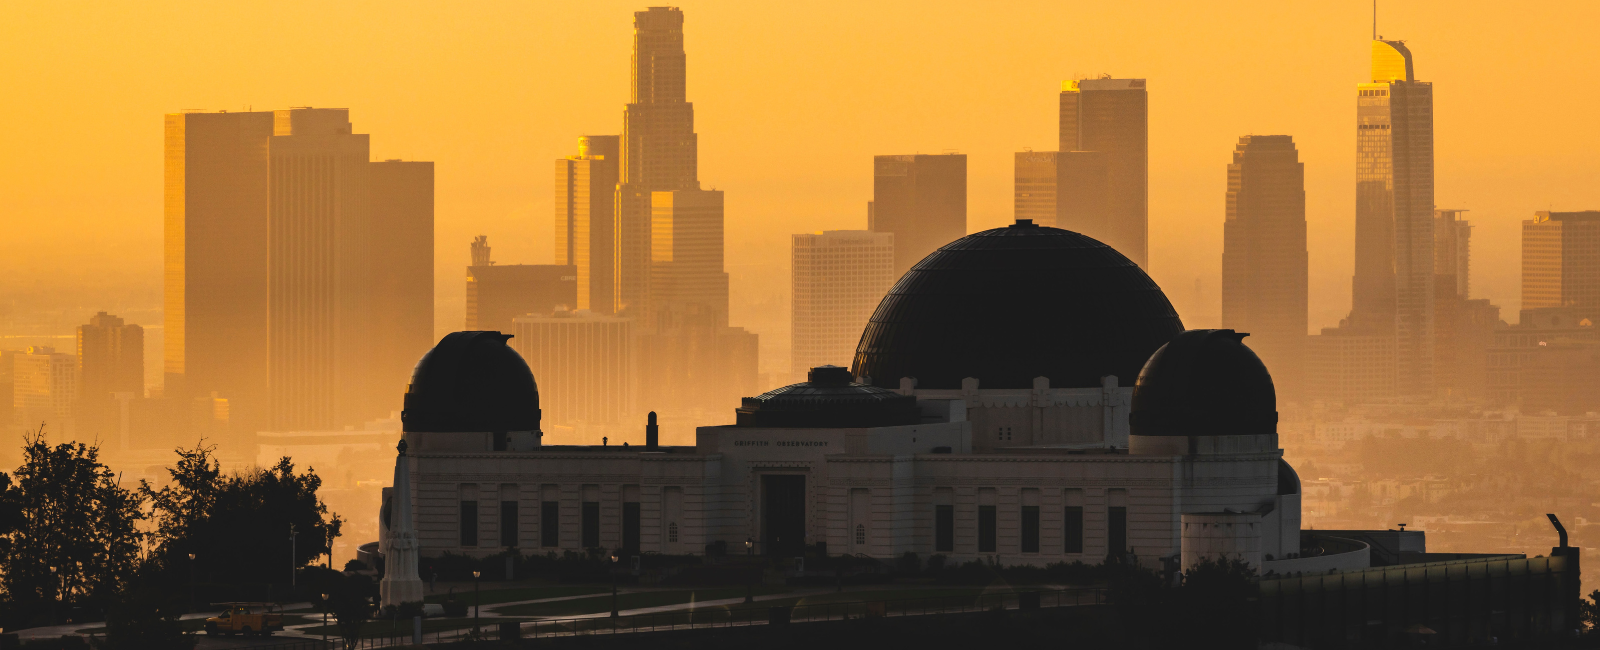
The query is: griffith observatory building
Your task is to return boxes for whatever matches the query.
[380,219,1310,603]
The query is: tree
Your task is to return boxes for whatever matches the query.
[143,444,342,592]
[1582,589,1600,635]
[0,431,145,628]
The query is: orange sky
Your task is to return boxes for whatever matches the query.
[4,0,1600,375]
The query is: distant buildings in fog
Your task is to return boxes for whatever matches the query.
[872,154,966,278]
[532,6,755,432]
[1221,135,1308,401]
[163,107,434,445]
[791,231,895,379]
[465,237,576,334]
[555,136,620,315]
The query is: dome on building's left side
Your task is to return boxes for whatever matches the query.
[402,331,541,433]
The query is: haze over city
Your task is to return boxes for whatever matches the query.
[6,1,1600,355]
[1,2,1599,647]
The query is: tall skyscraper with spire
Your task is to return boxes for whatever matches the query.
[601,7,755,424]
[1349,40,1435,397]
[1309,39,1437,403]
[615,6,701,316]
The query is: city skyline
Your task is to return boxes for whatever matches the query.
[7,2,1595,364]
[0,7,1598,641]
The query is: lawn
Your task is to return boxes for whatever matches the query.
[294,615,519,638]
[424,584,608,606]
[492,586,791,617]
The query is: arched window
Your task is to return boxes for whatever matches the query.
[855,523,866,545]
[667,522,679,543]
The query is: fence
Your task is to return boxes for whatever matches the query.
[314,587,1105,648]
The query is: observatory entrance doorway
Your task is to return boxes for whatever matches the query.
[761,474,806,557]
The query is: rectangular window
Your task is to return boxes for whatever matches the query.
[1063,506,1084,554]
[459,500,478,547]
[500,500,518,547]
[1021,506,1040,553]
[1108,506,1127,558]
[935,505,954,552]
[540,501,559,547]
[978,505,997,552]
[581,501,600,549]
[622,502,640,554]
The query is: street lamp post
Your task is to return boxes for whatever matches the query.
[187,553,196,615]
[744,538,755,604]
[48,566,57,625]
[319,593,329,645]
[289,524,298,589]
[609,553,620,618]
[471,570,481,632]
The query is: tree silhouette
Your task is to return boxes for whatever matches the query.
[0,430,145,628]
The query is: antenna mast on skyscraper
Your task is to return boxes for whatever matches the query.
[1373,0,1377,40]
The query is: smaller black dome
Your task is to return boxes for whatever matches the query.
[403,331,541,433]
[1129,329,1276,437]
[735,365,919,428]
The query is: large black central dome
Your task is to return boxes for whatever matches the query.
[851,220,1184,389]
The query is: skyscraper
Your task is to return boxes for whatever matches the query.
[1522,211,1600,321]
[13,346,76,434]
[1060,78,1147,267]
[872,154,966,277]
[268,108,374,431]
[1221,135,1307,399]
[791,230,895,376]
[166,107,430,436]
[465,237,578,334]
[556,135,620,314]
[1014,152,1058,226]
[77,311,144,400]
[369,159,435,414]
[648,189,729,328]
[163,110,274,431]
[1348,40,1436,397]
[615,7,700,316]
[512,311,634,427]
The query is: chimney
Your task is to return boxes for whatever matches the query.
[646,411,659,450]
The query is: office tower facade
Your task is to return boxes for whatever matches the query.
[648,190,729,328]
[13,346,76,432]
[1221,135,1308,399]
[1060,78,1148,267]
[1306,328,1395,405]
[77,312,144,400]
[1432,209,1484,399]
[166,107,430,436]
[512,311,634,426]
[791,231,895,376]
[268,108,374,431]
[615,7,700,315]
[466,238,577,334]
[369,159,435,414]
[162,110,275,431]
[556,135,621,314]
[1348,40,1436,397]
[872,154,967,276]
[1522,211,1600,321]
[1014,152,1059,226]
[1487,307,1600,407]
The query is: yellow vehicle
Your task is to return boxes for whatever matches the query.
[204,603,284,637]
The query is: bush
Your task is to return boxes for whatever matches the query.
[344,559,369,572]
